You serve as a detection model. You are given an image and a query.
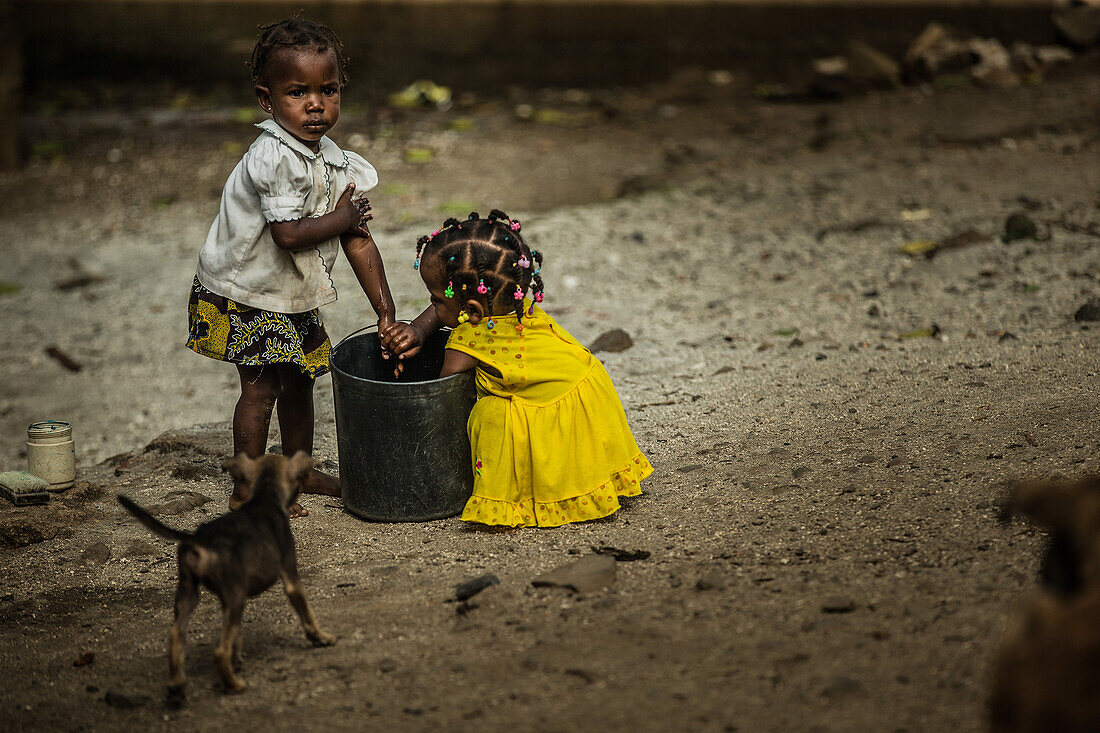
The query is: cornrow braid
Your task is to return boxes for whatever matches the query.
[249,16,350,87]
[415,210,545,321]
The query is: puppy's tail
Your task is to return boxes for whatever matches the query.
[117,495,191,543]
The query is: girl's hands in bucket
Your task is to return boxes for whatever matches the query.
[379,322,426,377]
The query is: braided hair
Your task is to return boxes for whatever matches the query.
[415,210,545,321]
[249,17,350,87]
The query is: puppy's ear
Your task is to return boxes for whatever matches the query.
[222,453,261,487]
[287,451,318,486]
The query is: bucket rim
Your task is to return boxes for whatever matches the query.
[331,324,467,388]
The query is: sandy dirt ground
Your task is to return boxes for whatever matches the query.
[0,55,1098,731]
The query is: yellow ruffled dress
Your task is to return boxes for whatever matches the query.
[446,301,652,527]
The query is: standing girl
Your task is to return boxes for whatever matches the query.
[187,18,396,517]
[384,210,652,527]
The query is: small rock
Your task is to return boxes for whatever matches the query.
[821,676,862,698]
[1054,6,1100,47]
[845,40,900,87]
[822,596,857,613]
[676,464,704,474]
[867,304,880,317]
[792,466,811,479]
[696,572,723,591]
[589,329,634,353]
[171,462,216,481]
[1073,297,1100,322]
[103,690,149,709]
[968,38,1016,88]
[1002,212,1038,243]
[904,23,976,80]
[73,651,95,667]
[124,539,158,557]
[564,668,596,684]
[617,173,667,198]
[1034,45,1075,67]
[81,542,111,565]
[150,490,213,516]
[0,521,50,548]
[815,353,828,361]
[532,555,616,594]
[592,546,651,561]
[378,658,397,673]
[454,574,500,602]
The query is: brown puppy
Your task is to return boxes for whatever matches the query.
[991,475,1100,732]
[118,451,336,706]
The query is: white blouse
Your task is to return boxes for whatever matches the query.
[195,119,378,313]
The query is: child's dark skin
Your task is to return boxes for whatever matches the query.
[232,46,395,517]
[379,253,484,377]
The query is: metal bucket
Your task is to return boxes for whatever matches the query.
[331,326,475,522]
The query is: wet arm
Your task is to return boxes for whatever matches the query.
[341,232,396,327]
[270,209,357,252]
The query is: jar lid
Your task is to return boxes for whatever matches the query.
[28,420,72,439]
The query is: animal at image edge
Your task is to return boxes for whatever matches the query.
[118,452,336,706]
[991,475,1100,732]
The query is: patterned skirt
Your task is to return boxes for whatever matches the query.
[185,277,331,378]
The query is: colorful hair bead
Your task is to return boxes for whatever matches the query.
[510,220,521,231]
[518,255,530,268]
[487,319,495,330]
[413,255,421,270]
[534,291,544,303]
[513,286,523,300]
[444,282,454,298]
[457,310,470,324]
[476,279,488,294]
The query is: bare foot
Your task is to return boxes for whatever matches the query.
[289,502,309,519]
[301,468,341,497]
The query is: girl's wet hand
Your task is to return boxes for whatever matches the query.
[350,196,373,237]
[336,183,373,236]
[380,323,424,359]
[379,322,422,378]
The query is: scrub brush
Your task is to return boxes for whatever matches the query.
[0,471,51,506]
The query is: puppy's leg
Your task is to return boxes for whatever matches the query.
[281,569,336,647]
[215,597,247,693]
[232,629,244,671]
[167,569,199,707]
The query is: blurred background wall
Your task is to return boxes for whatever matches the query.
[0,0,1071,170]
[13,0,1063,95]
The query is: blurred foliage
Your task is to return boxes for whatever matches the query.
[404,148,435,164]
